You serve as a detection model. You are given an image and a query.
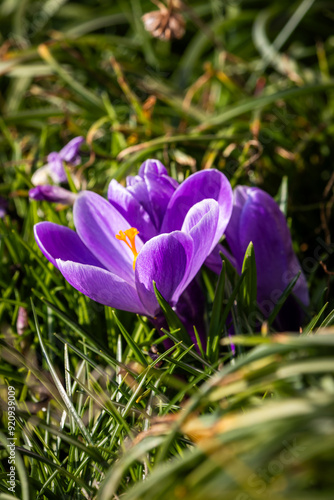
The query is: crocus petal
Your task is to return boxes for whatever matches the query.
[47,152,67,183]
[34,222,105,271]
[31,164,53,186]
[135,232,194,316]
[108,179,157,242]
[56,260,147,314]
[224,186,251,268]
[126,174,141,188]
[178,199,220,291]
[204,243,237,273]
[161,170,233,239]
[73,191,143,283]
[59,136,84,163]
[29,185,77,205]
[126,159,178,231]
[127,175,175,230]
[138,159,170,178]
[0,196,8,218]
[285,251,309,307]
[138,159,179,189]
[182,199,220,254]
[235,188,309,312]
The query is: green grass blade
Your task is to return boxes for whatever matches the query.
[207,258,225,361]
[194,82,334,132]
[317,308,334,330]
[267,271,302,327]
[0,431,30,500]
[31,298,94,445]
[112,310,148,366]
[153,281,191,346]
[240,242,257,317]
[303,303,328,334]
[219,270,247,332]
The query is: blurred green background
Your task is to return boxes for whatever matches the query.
[1,1,334,499]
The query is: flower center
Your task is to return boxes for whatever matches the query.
[115,227,139,270]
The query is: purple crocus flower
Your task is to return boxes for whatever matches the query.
[108,159,179,242]
[224,186,309,330]
[31,137,84,185]
[17,306,29,336]
[29,185,77,205]
[0,197,7,218]
[34,162,233,339]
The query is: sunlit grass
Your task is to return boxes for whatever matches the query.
[0,0,334,498]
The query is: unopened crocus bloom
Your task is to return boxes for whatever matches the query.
[34,161,233,340]
[17,306,29,336]
[31,137,84,185]
[29,185,77,205]
[224,186,309,330]
[0,197,7,218]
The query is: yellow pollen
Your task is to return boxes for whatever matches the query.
[115,227,139,270]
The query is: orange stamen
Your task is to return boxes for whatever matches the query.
[115,227,139,270]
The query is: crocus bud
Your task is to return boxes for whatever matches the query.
[225,186,309,330]
[29,185,77,205]
[17,306,28,335]
[58,136,84,165]
[0,196,7,218]
[31,136,84,186]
